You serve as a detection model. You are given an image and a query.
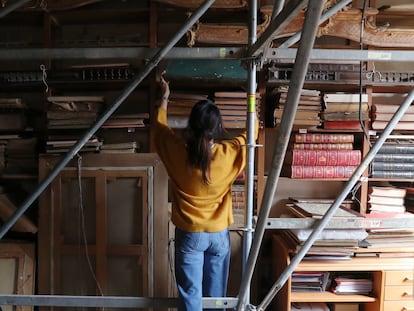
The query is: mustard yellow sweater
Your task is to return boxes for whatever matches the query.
[153,107,258,232]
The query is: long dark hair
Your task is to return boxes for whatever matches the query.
[185,99,224,184]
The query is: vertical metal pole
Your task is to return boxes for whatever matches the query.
[241,0,258,306]
[237,0,325,309]
[0,0,216,239]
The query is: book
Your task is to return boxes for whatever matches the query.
[287,202,362,219]
[274,109,320,120]
[368,194,405,206]
[371,120,414,131]
[323,93,368,103]
[286,149,361,166]
[371,112,414,122]
[323,120,362,130]
[371,104,414,114]
[371,170,414,179]
[288,165,357,179]
[292,143,354,150]
[323,102,369,113]
[373,153,414,162]
[320,111,369,121]
[372,162,414,171]
[294,133,354,144]
[377,144,414,154]
[368,203,406,213]
[369,186,406,198]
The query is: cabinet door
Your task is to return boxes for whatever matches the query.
[38,153,169,310]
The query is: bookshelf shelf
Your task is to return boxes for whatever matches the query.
[291,291,376,303]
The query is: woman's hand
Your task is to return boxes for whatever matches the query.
[160,71,170,99]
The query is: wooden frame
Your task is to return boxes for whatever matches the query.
[37,153,169,310]
[0,242,35,311]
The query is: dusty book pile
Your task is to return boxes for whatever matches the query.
[371,93,413,131]
[362,185,414,249]
[102,113,149,129]
[166,92,208,128]
[283,132,361,178]
[370,135,414,179]
[1,137,38,176]
[321,93,368,130]
[45,135,103,154]
[273,86,321,128]
[0,98,28,131]
[214,91,261,129]
[282,198,366,260]
[46,96,104,129]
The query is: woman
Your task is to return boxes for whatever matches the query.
[152,74,258,311]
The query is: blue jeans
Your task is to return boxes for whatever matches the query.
[174,227,231,311]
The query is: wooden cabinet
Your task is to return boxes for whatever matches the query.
[272,234,414,311]
[37,153,170,310]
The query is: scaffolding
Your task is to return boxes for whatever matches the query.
[1,0,414,310]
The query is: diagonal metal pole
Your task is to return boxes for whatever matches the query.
[0,0,216,239]
[237,0,325,309]
[0,0,31,18]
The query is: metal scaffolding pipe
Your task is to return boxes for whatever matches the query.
[0,0,31,18]
[237,0,325,309]
[240,0,258,307]
[0,0,216,239]
[0,295,238,309]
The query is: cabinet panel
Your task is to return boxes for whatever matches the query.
[385,270,414,286]
[38,153,169,310]
[383,300,414,311]
[384,285,413,300]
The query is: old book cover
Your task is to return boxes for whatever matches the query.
[287,202,362,218]
[286,149,361,166]
[371,112,414,122]
[372,162,414,171]
[324,102,369,113]
[320,111,369,121]
[369,186,406,197]
[323,93,368,103]
[288,165,357,179]
[371,170,414,179]
[373,153,414,162]
[294,133,354,144]
[292,143,354,150]
[371,120,414,131]
[323,120,362,130]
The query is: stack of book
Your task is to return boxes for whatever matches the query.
[100,141,139,154]
[371,93,413,131]
[368,186,407,214]
[284,133,361,178]
[283,199,366,260]
[214,91,260,129]
[274,86,321,128]
[321,93,368,130]
[0,98,27,131]
[365,186,414,249]
[46,96,104,129]
[331,273,373,295]
[166,92,208,128]
[370,136,414,179]
[45,135,102,154]
[102,113,149,129]
[291,271,330,292]
[5,137,38,175]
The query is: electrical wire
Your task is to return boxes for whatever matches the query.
[358,0,371,146]
[76,154,105,303]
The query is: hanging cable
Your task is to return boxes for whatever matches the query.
[76,154,105,301]
[40,64,49,93]
[359,0,371,146]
